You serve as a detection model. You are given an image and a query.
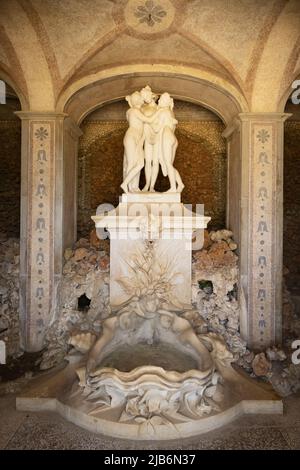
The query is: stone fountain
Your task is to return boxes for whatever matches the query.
[17,86,282,440]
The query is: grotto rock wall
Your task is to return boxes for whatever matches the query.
[0,117,21,238]
[40,235,110,369]
[192,230,247,360]
[0,235,20,357]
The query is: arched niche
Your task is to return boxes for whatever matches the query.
[0,69,28,111]
[0,79,22,237]
[0,77,22,357]
[77,98,227,237]
[283,89,300,313]
[61,69,247,126]
[55,69,258,348]
[60,69,246,245]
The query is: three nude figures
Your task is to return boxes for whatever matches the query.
[121,85,184,193]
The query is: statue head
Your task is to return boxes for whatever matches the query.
[125,91,143,108]
[158,92,174,110]
[159,312,175,330]
[140,294,159,316]
[140,85,157,104]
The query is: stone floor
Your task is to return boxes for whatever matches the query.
[0,392,300,450]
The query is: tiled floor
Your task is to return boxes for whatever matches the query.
[0,392,299,450]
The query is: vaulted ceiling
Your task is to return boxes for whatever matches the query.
[0,0,299,112]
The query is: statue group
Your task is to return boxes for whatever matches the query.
[121,85,184,193]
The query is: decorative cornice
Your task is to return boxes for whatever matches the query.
[238,112,292,122]
[15,111,68,120]
[222,112,293,139]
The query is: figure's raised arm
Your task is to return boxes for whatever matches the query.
[134,108,162,124]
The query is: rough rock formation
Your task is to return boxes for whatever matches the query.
[192,229,247,361]
[39,236,110,370]
[0,234,21,357]
[251,352,272,377]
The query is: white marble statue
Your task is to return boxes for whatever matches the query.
[155,92,184,192]
[121,86,184,193]
[140,85,158,192]
[121,91,157,193]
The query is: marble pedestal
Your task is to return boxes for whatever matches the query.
[92,193,210,308]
